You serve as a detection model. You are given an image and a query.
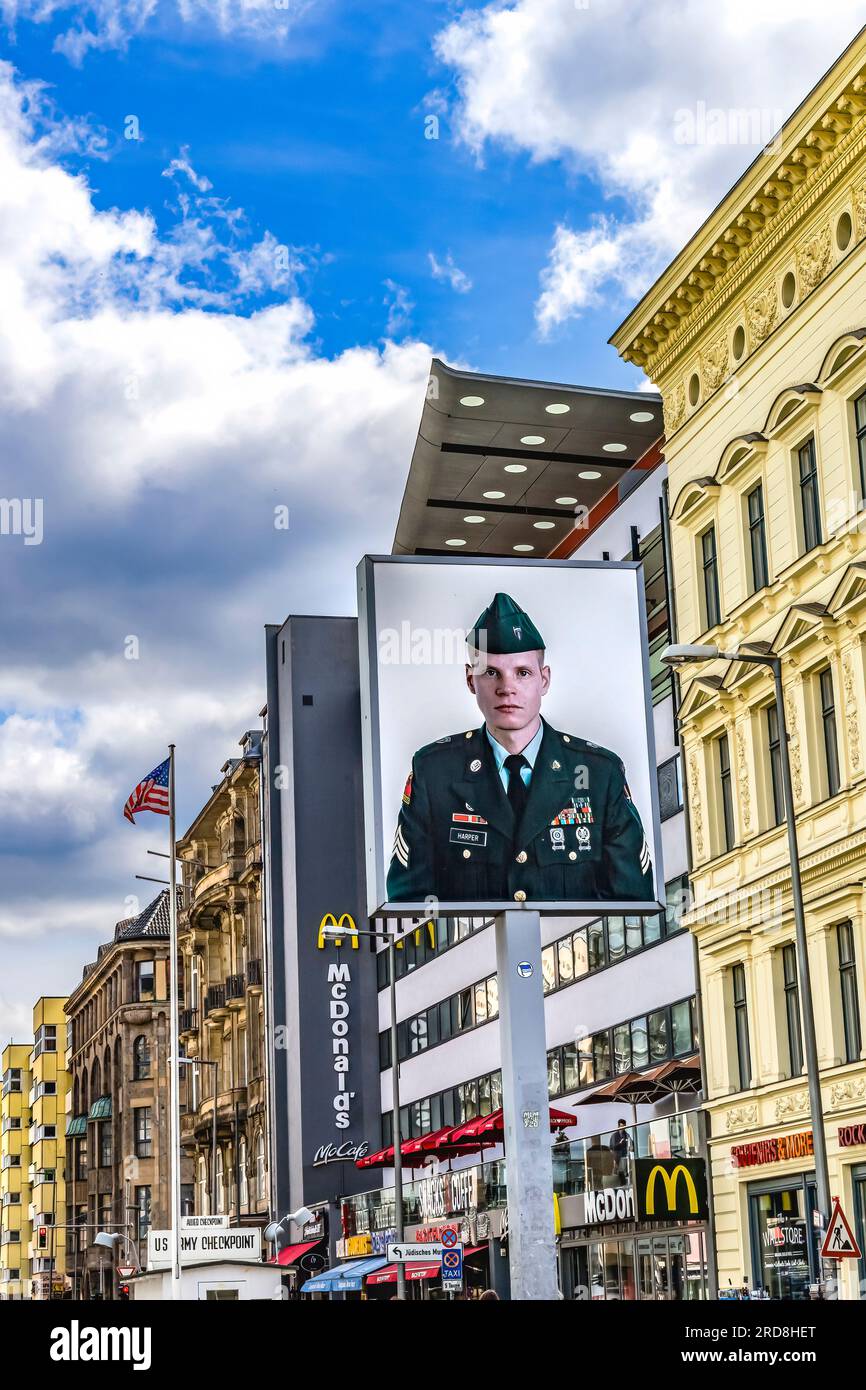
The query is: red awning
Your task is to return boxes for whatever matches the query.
[272,1240,319,1267]
[444,1107,575,1147]
[366,1248,485,1286]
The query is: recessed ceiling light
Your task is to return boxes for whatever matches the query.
[463,515,486,524]
[555,496,578,505]
[459,395,485,407]
[445,538,466,546]
[603,442,628,453]
[520,435,545,445]
[533,521,555,530]
[504,463,528,473]
[630,410,655,423]
[513,544,534,552]
[545,403,570,414]
[483,490,505,499]
[578,470,601,480]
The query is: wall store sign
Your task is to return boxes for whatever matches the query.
[838,1124,866,1149]
[418,1170,478,1223]
[731,1131,813,1169]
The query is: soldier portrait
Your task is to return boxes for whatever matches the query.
[385,590,655,906]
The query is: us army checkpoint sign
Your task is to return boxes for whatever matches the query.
[357,555,664,918]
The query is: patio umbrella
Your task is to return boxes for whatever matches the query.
[574,1071,666,1127]
[442,1105,575,1151]
[648,1054,702,1114]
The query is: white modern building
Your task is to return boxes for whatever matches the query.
[339,362,710,1301]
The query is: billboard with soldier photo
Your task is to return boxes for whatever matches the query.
[358,555,664,916]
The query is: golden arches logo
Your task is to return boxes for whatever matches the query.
[317,913,359,950]
[644,1163,698,1216]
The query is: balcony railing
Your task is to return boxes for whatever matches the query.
[247,959,263,988]
[204,986,225,1017]
[226,974,245,1001]
[179,1009,198,1033]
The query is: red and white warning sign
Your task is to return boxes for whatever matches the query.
[820,1197,861,1259]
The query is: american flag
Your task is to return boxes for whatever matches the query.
[124,758,170,823]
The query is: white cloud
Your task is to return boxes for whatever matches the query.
[1,0,314,63]
[434,0,866,334]
[383,277,414,337]
[0,61,433,1008]
[428,250,473,294]
[162,145,213,192]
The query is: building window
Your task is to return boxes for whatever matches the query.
[239,1136,249,1210]
[819,668,840,798]
[255,1131,266,1203]
[134,1107,152,1158]
[135,1186,152,1241]
[701,525,721,629]
[99,1120,112,1168]
[181,1184,194,1218]
[838,923,862,1065]
[132,1036,150,1080]
[747,483,769,591]
[782,943,803,1078]
[215,1150,225,1216]
[197,1157,209,1216]
[657,755,682,822]
[766,703,785,827]
[855,390,866,498]
[134,961,155,1003]
[798,438,822,552]
[718,733,735,852]
[732,964,752,1092]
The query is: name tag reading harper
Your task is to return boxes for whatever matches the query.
[450,827,488,847]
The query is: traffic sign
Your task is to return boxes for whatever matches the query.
[441,1242,463,1292]
[441,1228,459,1249]
[387,1243,443,1263]
[117,1264,137,1279]
[821,1197,861,1259]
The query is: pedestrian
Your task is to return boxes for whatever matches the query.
[608,1118,632,1183]
[478,1289,499,1300]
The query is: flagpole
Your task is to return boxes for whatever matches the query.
[168,743,183,1300]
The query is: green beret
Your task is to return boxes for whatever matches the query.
[467,592,545,655]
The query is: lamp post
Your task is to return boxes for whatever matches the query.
[318,919,407,1300]
[662,643,835,1296]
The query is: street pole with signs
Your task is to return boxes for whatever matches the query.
[495,909,559,1300]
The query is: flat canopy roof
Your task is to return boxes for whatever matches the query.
[392,358,662,556]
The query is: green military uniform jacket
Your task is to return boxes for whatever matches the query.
[387,718,654,903]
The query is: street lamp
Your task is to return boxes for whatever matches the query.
[319,918,408,1301]
[662,642,835,1295]
[264,1206,315,1244]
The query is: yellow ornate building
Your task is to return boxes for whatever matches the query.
[176,730,271,1227]
[0,998,69,1300]
[613,32,866,1298]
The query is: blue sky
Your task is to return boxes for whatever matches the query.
[1,0,864,1038]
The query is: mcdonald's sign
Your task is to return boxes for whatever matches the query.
[634,1158,708,1221]
[317,913,360,949]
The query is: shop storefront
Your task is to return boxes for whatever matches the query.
[340,1111,709,1300]
[733,1130,821,1300]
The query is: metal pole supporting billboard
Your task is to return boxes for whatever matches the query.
[494,909,558,1300]
[389,934,407,1301]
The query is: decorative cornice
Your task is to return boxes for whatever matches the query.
[611,46,866,378]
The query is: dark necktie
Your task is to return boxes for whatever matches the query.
[504,753,529,826]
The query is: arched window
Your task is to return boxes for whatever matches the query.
[215,1149,225,1216]
[103,1046,111,1094]
[91,1059,100,1100]
[133,1036,151,1080]
[239,1136,249,1210]
[255,1131,266,1203]
[114,1035,123,1090]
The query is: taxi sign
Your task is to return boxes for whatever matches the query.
[441,1242,463,1291]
